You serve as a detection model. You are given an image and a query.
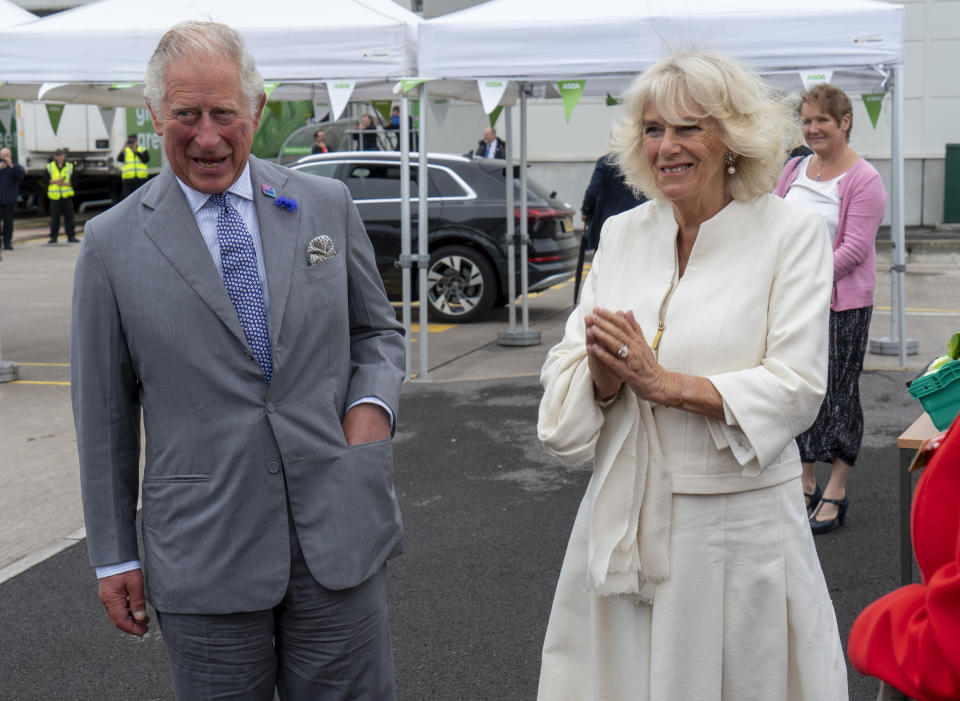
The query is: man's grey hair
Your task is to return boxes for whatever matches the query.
[143,21,264,117]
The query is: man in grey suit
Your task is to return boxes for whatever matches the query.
[71,21,405,700]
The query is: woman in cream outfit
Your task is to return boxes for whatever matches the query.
[537,52,848,700]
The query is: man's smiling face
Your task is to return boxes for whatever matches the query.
[149,56,263,194]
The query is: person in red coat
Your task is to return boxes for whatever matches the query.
[848,413,960,700]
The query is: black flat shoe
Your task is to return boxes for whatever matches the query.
[804,483,823,513]
[810,495,849,535]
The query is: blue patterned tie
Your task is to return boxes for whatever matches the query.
[210,192,272,384]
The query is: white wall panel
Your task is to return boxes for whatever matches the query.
[928,40,960,96]
[929,1,960,40]
[902,1,925,40]
[924,97,960,154]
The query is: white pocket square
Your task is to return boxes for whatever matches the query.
[306,235,337,265]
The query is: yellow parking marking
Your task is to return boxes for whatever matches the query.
[11,380,70,386]
[410,323,456,333]
[16,362,70,367]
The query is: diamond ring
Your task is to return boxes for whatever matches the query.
[616,344,629,359]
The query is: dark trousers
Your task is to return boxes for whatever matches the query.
[157,522,396,701]
[49,198,75,241]
[0,202,14,249]
[121,178,146,199]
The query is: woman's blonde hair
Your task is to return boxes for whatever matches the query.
[611,52,799,202]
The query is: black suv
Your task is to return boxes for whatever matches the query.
[291,152,578,322]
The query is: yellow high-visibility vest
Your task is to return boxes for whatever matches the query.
[46,161,74,200]
[121,145,148,180]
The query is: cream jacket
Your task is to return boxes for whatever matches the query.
[540,194,833,497]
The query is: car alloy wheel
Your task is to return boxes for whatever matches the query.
[426,245,497,323]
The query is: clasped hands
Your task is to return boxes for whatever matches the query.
[586,307,668,406]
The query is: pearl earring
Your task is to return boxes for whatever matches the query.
[724,152,737,175]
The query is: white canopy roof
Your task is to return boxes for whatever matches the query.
[420,0,903,95]
[0,0,34,26]
[0,0,420,84]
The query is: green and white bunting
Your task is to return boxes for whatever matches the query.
[38,82,67,101]
[372,100,393,123]
[312,98,329,122]
[46,104,65,135]
[0,100,15,159]
[430,97,449,129]
[487,106,504,129]
[0,100,13,136]
[477,78,508,115]
[98,105,117,133]
[399,78,430,94]
[800,69,834,90]
[557,79,586,123]
[262,82,280,120]
[862,93,884,129]
[325,80,356,121]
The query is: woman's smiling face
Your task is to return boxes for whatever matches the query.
[641,105,727,209]
[801,101,850,158]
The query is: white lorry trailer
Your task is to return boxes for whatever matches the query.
[0,99,161,213]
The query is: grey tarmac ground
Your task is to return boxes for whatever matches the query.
[0,217,958,700]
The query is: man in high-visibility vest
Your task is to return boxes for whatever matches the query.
[117,134,150,199]
[46,149,77,244]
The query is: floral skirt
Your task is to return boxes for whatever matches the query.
[798,306,873,466]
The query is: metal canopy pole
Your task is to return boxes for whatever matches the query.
[399,94,413,378]
[417,83,430,380]
[498,85,540,346]
[497,104,518,343]
[869,65,916,361]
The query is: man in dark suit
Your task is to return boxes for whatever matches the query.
[71,20,405,700]
[476,127,506,159]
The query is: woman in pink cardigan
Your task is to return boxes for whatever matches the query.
[774,83,887,534]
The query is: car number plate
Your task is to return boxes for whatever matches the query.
[561,217,574,232]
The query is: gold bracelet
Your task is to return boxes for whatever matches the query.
[663,371,680,408]
[595,386,621,408]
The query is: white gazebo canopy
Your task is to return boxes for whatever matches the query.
[419,0,911,363]
[0,0,33,26]
[0,0,419,84]
[420,0,902,95]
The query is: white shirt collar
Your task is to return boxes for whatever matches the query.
[175,161,253,215]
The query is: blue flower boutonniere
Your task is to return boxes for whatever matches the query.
[275,196,298,212]
[261,183,298,212]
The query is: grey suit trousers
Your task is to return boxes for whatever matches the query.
[157,515,396,701]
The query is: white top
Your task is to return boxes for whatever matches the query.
[783,155,844,242]
[540,194,833,493]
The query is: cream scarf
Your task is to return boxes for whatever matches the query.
[538,345,672,603]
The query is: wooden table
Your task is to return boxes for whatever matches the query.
[896,412,938,585]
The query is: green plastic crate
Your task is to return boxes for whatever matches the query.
[908,359,960,430]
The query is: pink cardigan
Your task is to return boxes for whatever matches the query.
[774,157,887,311]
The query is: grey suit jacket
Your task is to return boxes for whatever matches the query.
[71,157,405,614]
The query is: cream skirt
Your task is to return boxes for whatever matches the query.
[538,477,848,700]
